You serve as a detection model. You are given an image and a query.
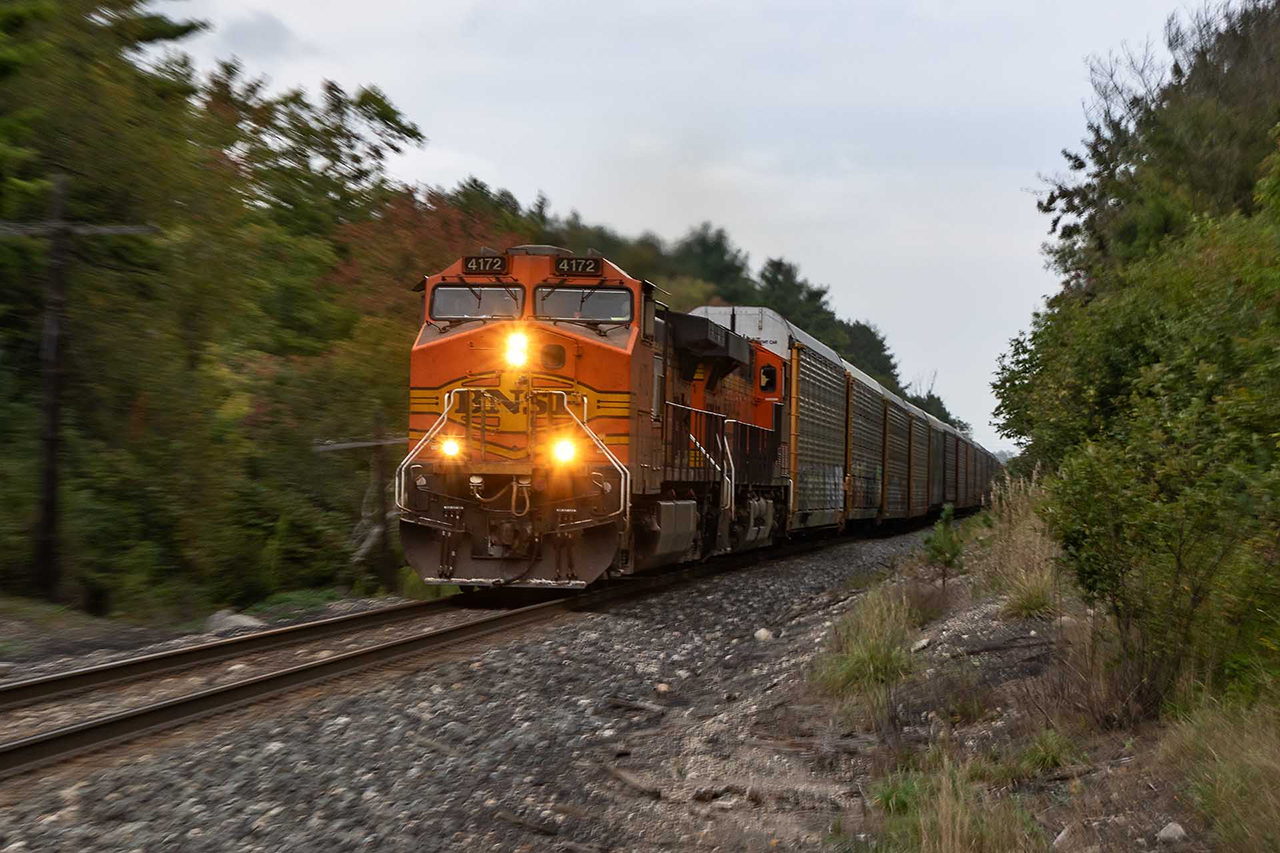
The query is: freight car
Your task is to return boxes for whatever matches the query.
[396,246,999,588]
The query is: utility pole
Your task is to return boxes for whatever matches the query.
[0,175,157,600]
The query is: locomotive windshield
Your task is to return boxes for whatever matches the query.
[533,287,632,322]
[430,285,523,320]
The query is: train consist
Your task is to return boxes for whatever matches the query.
[396,245,999,588]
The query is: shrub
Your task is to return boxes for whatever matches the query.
[1049,394,1280,717]
[924,504,964,583]
[998,192,1280,718]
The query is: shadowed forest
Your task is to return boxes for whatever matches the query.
[0,2,968,618]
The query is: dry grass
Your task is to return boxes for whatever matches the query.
[925,666,995,727]
[815,584,917,698]
[916,764,1042,853]
[814,582,939,745]
[1161,695,1280,852]
[902,580,949,627]
[845,760,1044,852]
[972,473,1060,620]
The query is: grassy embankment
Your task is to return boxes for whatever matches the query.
[818,476,1280,852]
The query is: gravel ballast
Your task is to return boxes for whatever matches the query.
[0,530,928,852]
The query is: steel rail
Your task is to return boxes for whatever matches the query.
[0,521,947,781]
[0,536,844,781]
[0,597,464,712]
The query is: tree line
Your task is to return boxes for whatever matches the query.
[995,0,1280,713]
[0,1,967,616]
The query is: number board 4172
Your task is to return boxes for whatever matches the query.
[553,256,603,276]
[462,256,509,275]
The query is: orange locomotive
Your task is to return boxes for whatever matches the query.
[396,245,998,588]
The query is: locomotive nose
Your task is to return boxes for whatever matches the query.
[398,322,627,587]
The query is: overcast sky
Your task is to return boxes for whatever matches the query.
[159,0,1178,452]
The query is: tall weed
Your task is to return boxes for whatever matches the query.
[1162,695,1280,853]
[977,472,1058,605]
[815,584,917,742]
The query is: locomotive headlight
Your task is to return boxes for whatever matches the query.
[440,438,461,458]
[505,332,528,367]
[552,438,576,464]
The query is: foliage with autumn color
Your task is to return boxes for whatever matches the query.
[0,2,967,617]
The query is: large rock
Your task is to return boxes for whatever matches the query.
[1156,822,1187,844]
[1053,822,1089,850]
[205,609,265,634]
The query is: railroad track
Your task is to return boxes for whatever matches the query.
[0,531,892,782]
[0,596,470,712]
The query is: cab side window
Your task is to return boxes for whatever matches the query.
[760,364,777,394]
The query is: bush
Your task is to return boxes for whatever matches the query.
[999,182,1280,718]
[1049,389,1280,717]
[924,504,964,582]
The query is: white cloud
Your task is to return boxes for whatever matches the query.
[160,0,1177,450]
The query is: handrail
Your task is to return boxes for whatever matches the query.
[532,390,630,529]
[396,388,628,535]
[714,432,734,514]
[395,390,459,516]
[667,401,724,417]
[689,431,721,473]
[724,418,774,433]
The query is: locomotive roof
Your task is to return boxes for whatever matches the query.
[692,305,979,445]
[691,305,845,369]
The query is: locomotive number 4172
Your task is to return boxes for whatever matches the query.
[553,256,602,276]
[462,256,509,274]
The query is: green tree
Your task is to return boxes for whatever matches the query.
[671,222,757,303]
[205,61,424,238]
[1039,2,1280,287]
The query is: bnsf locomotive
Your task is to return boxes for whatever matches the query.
[396,245,998,588]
